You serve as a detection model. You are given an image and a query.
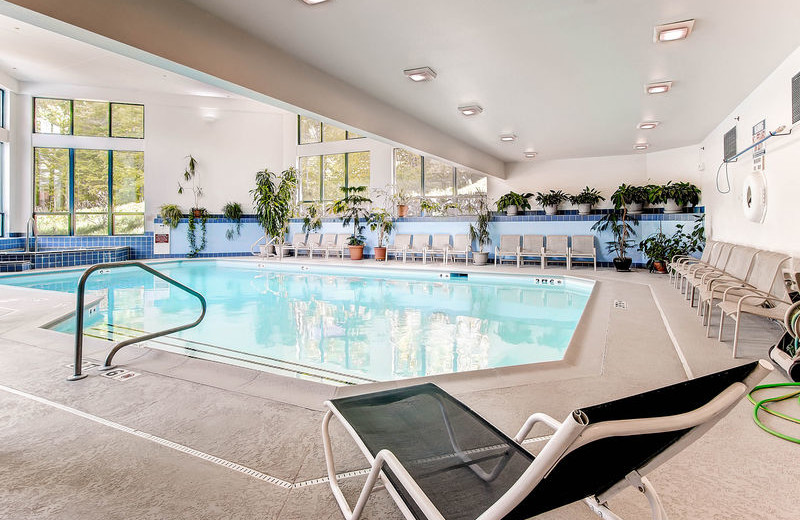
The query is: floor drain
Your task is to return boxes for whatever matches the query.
[614,300,628,310]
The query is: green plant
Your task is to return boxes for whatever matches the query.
[391,186,412,206]
[223,201,243,240]
[569,187,605,206]
[186,208,208,257]
[611,184,649,208]
[496,191,533,212]
[638,218,704,271]
[301,202,323,242]
[591,208,639,260]
[649,181,701,207]
[177,155,203,210]
[331,185,372,246]
[419,197,441,216]
[159,204,183,229]
[250,166,297,246]
[468,199,492,252]
[535,190,568,207]
[368,209,395,247]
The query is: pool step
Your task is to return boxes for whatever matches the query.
[86,323,376,386]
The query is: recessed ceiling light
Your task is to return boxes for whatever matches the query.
[646,81,672,94]
[654,19,695,42]
[458,104,483,116]
[300,0,329,4]
[500,134,517,142]
[524,151,537,158]
[637,121,661,130]
[633,143,650,150]
[403,67,437,82]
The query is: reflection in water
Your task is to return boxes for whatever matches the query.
[3,264,590,382]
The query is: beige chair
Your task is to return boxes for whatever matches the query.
[387,234,411,262]
[406,234,430,262]
[684,243,736,305]
[424,234,451,264]
[519,234,544,267]
[671,240,717,288]
[494,235,521,266]
[280,233,307,257]
[327,233,353,259]
[569,235,596,271]
[542,235,569,269]
[697,246,758,323]
[295,233,321,257]
[446,234,471,263]
[310,234,336,258]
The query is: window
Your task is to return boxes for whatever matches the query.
[34,98,144,138]
[297,115,364,144]
[33,147,145,235]
[299,152,371,203]
[393,148,422,196]
[423,157,453,197]
[457,168,487,195]
[394,148,488,200]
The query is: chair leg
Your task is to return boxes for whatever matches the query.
[732,314,741,358]
[717,306,725,341]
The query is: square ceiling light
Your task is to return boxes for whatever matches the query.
[300,0,329,4]
[637,121,661,129]
[646,81,672,94]
[404,67,437,82]
[654,19,695,42]
[458,104,483,116]
[500,134,517,142]
[524,151,537,158]
[633,143,650,150]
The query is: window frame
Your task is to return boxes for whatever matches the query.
[297,115,365,144]
[393,148,488,200]
[298,151,371,203]
[33,97,145,139]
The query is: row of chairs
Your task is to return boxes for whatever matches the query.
[282,233,352,259]
[669,240,793,356]
[494,234,597,270]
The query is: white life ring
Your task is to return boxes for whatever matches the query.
[742,171,767,223]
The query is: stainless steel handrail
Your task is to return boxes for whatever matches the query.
[25,216,37,253]
[68,261,207,381]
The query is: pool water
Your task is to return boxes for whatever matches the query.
[0,260,593,384]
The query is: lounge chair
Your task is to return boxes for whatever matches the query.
[542,235,569,269]
[295,233,321,257]
[424,234,451,264]
[494,235,521,266]
[519,234,543,267]
[446,234,471,264]
[697,246,757,322]
[387,234,412,262]
[310,234,336,258]
[324,233,352,259]
[570,235,596,271]
[322,360,771,520]
[406,234,431,263]
[280,233,307,258]
[670,240,717,288]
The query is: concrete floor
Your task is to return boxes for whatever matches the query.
[1,258,798,519]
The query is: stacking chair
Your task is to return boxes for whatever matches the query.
[684,242,735,305]
[494,235,521,266]
[326,233,354,259]
[446,234,472,264]
[280,233,306,257]
[294,233,321,257]
[387,234,412,262]
[697,246,757,323]
[406,234,431,263]
[323,361,771,520]
[542,235,569,269]
[424,234,451,264]
[670,240,717,288]
[518,235,543,268]
[569,235,597,271]
[310,234,336,258]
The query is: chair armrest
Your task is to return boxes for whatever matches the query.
[735,293,790,313]
[514,412,562,443]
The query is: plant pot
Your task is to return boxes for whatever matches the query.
[397,204,408,217]
[544,205,558,216]
[506,205,518,216]
[473,251,489,265]
[191,208,203,218]
[626,202,643,214]
[652,260,668,273]
[664,199,683,213]
[613,257,633,272]
[348,245,364,260]
[374,246,387,261]
[259,244,274,257]
[578,203,592,215]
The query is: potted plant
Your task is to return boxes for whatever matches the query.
[469,199,492,265]
[419,197,441,217]
[223,201,243,240]
[159,204,183,229]
[639,218,705,273]
[611,184,649,214]
[651,181,701,213]
[301,202,323,243]
[391,187,412,217]
[495,191,533,216]
[535,190,568,215]
[591,198,639,271]
[331,185,372,260]
[568,187,605,215]
[186,208,208,258]
[250,166,297,256]
[177,155,205,217]
[368,210,395,261]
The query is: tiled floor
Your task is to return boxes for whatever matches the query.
[0,258,797,519]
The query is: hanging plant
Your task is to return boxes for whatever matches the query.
[223,201,243,240]
[187,209,208,257]
[159,204,183,229]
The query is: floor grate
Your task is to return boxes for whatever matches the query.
[614,300,628,310]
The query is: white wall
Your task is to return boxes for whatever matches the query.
[698,45,800,257]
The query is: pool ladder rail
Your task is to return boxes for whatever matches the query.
[68,261,207,381]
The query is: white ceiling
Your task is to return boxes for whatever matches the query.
[180,0,800,162]
[0,13,286,112]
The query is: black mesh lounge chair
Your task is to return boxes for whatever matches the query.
[322,360,771,520]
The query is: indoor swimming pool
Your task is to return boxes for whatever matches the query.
[0,260,594,384]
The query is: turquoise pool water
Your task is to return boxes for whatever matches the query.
[0,260,593,384]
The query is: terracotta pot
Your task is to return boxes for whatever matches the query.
[613,257,633,272]
[397,204,408,217]
[653,260,668,273]
[374,246,387,261]
[348,245,364,260]
[192,208,203,218]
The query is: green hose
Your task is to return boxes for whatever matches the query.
[747,383,800,444]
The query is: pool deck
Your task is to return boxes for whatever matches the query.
[1,257,798,519]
